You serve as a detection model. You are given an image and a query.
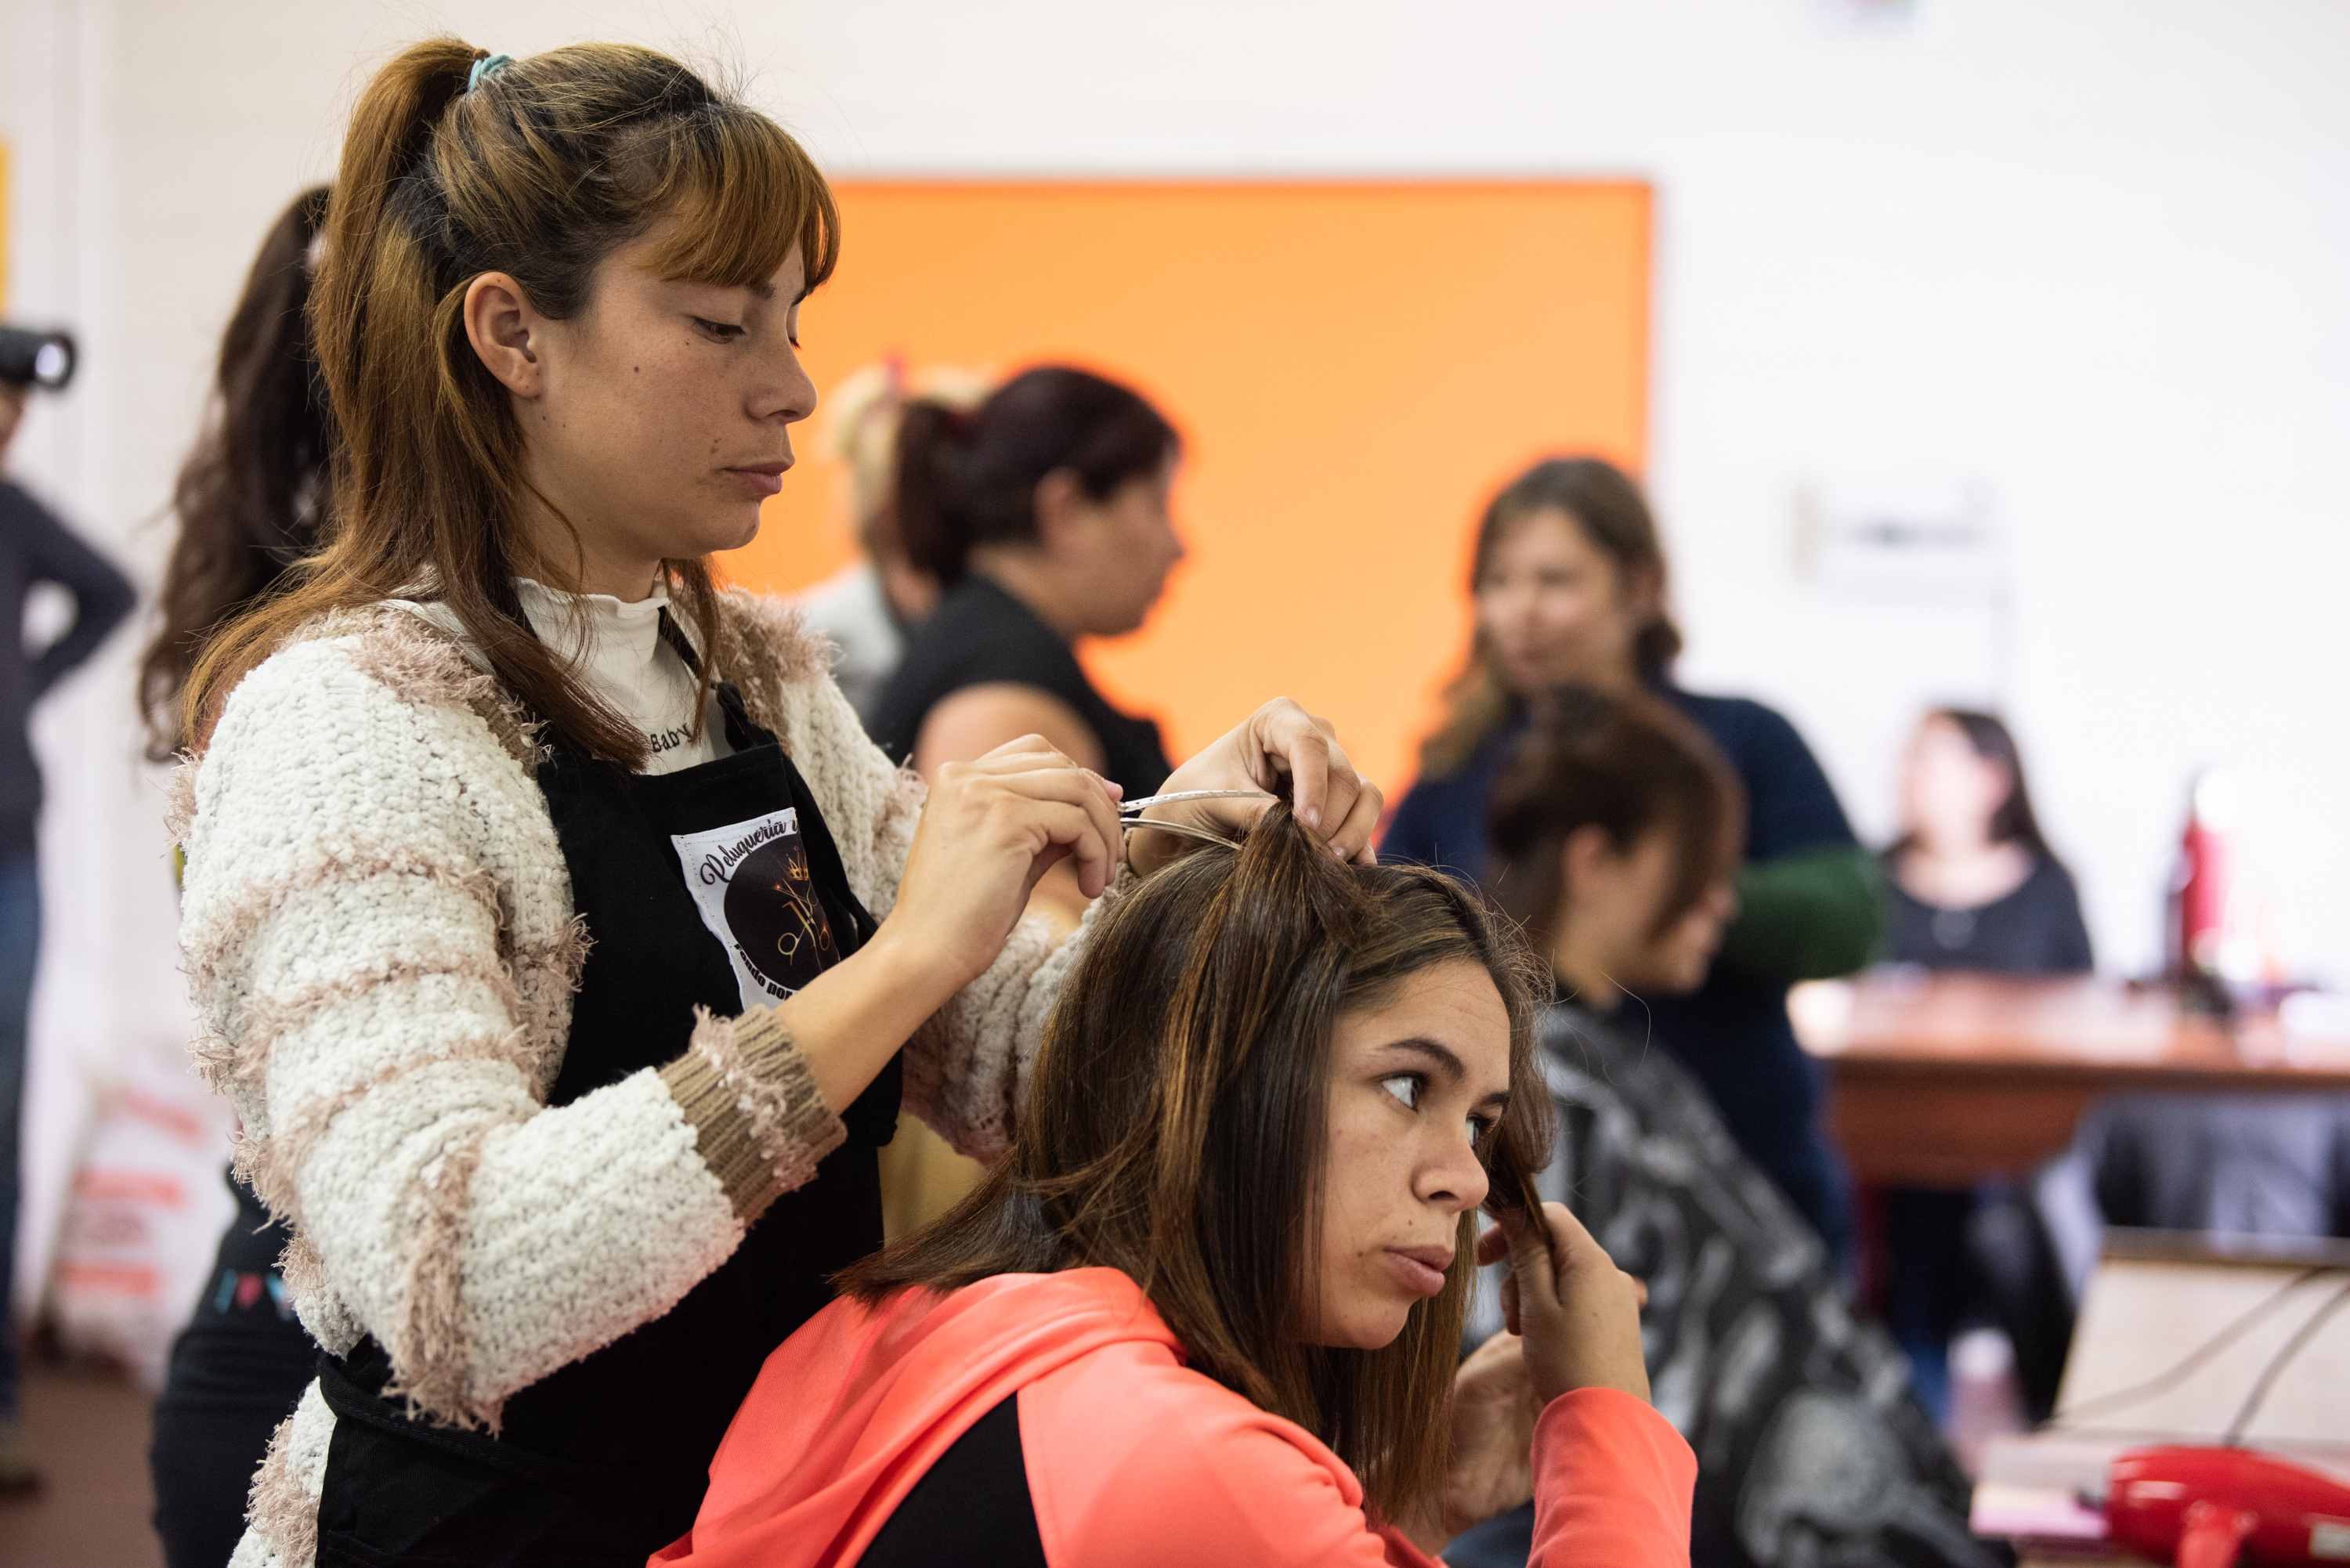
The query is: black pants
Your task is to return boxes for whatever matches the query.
[150,1172,319,1568]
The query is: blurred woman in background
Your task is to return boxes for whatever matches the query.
[1447,687,1990,1568]
[1878,707,2090,1424]
[1384,458,1878,1259]
[871,367,1184,914]
[138,183,333,1568]
[795,360,990,726]
[1883,707,2091,974]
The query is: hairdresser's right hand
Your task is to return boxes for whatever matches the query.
[1478,1202,1651,1407]
[880,735,1125,993]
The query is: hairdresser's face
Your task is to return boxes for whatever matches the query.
[472,232,816,596]
[1560,826,1736,995]
[1312,961,1509,1350]
[1476,509,1654,697]
[1901,716,2010,855]
[1040,453,1185,638]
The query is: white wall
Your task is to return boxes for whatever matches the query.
[5,0,2348,1292]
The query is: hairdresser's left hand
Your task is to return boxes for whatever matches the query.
[1126,698,1382,876]
[1419,1328,1542,1551]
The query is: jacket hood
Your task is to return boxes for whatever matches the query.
[653,1267,1180,1568]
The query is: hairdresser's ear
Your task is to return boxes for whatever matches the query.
[465,272,547,399]
[1032,468,1088,551]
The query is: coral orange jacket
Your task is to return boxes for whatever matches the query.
[653,1267,1695,1568]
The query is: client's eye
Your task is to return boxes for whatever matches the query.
[1381,1075,1421,1111]
[1467,1113,1493,1145]
[694,317,747,341]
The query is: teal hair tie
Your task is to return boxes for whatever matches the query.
[467,52,514,92]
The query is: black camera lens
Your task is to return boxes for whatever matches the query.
[0,327,77,392]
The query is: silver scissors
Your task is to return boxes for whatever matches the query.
[1116,788,1277,845]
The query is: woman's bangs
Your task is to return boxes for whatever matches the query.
[641,110,840,296]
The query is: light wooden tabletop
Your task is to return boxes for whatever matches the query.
[1791,974,2350,1185]
[1796,972,2350,1085]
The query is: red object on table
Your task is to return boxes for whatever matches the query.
[2179,816,2231,977]
[2106,1447,2350,1566]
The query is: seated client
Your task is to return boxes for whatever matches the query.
[1448,688,1990,1568]
[658,810,1697,1566]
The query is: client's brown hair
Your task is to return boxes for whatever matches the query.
[1486,685,1745,958]
[842,808,1551,1521]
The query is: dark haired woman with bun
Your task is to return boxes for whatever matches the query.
[871,366,1182,789]
[172,42,1377,1567]
[1449,688,1990,1568]
[139,183,337,1568]
[869,365,1187,927]
[1384,458,1878,1262]
[663,809,1693,1568]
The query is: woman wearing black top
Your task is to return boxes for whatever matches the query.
[870,367,1184,921]
[864,368,1188,1233]
[1883,708,2091,975]
[1879,706,2091,1421]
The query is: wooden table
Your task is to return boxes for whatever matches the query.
[1792,974,2350,1187]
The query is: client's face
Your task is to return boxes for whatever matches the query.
[1311,959,1511,1350]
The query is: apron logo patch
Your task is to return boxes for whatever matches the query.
[671,808,839,1006]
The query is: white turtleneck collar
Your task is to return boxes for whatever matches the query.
[389,579,730,775]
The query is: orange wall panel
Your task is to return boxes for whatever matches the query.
[719,180,1650,797]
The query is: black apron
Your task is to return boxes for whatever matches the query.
[313,681,899,1566]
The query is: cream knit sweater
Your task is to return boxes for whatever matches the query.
[175,589,1095,1567]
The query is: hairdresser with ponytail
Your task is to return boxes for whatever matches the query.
[172,42,1379,1568]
